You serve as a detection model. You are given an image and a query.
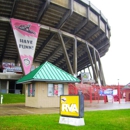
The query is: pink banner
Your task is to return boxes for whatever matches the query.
[10,18,40,75]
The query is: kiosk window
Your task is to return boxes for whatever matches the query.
[28,83,35,97]
[48,84,64,96]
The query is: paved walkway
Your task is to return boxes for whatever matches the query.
[0,100,130,116]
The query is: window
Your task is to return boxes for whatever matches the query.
[48,84,54,96]
[28,83,35,97]
[58,84,64,96]
[48,84,64,96]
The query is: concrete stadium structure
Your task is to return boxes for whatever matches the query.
[0,0,111,93]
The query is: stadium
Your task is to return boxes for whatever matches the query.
[0,0,111,93]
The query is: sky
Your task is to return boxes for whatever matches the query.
[82,0,130,85]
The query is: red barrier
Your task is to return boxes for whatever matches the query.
[68,83,78,95]
[68,83,124,103]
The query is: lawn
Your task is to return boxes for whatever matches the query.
[0,109,130,130]
[0,93,25,104]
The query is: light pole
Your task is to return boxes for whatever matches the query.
[117,79,119,85]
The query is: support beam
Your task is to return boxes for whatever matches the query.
[58,32,74,75]
[86,43,98,83]
[34,0,52,59]
[98,61,104,85]
[99,47,109,57]
[73,37,77,75]
[41,37,70,63]
[0,16,109,55]
[63,59,89,73]
[92,33,106,46]
[0,17,109,83]
[47,5,89,66]
[56,42,83,70]
[10,0,17,17]
[96,39,109,50]
[63,56,89,72]
[93,49,99,77]
[73,6,90,34]
[35,0,50,22]
[57,0,73,28]
[74,18,88,34]
[0,17,10,22]
[88,66,92,79]
[85,15,100,40]
[34,33,54,59]
[97,53,106,86]
[34,0,74,61]
[85,26,99,40]
[99,44,109,53]
[59,42,91,71]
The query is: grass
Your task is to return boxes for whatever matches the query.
[0,109,130,130]
[0,94,130,129]
[0,93,25,104]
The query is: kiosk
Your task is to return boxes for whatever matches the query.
[17,61,80,108]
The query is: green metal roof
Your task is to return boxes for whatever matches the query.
[17,61,80,84]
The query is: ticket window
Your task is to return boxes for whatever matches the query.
[28,83,35,97]
[48,84,64,96]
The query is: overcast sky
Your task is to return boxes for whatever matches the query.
[82,0,130,85]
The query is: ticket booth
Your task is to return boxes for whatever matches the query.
[17,61,80,108]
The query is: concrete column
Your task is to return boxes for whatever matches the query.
[93,49,99,77]
[58,31,74,75]
[73,37,77,76]
[6,81,9,93]
[88,66,92,79]
[86,43,98,83]
[97,54,106,86]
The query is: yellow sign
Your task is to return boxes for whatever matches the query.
[60,95,79,117]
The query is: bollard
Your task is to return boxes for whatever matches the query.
[1,95,3,104]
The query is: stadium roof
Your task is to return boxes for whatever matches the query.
[17,61,80,84]
[0,0,111,85]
